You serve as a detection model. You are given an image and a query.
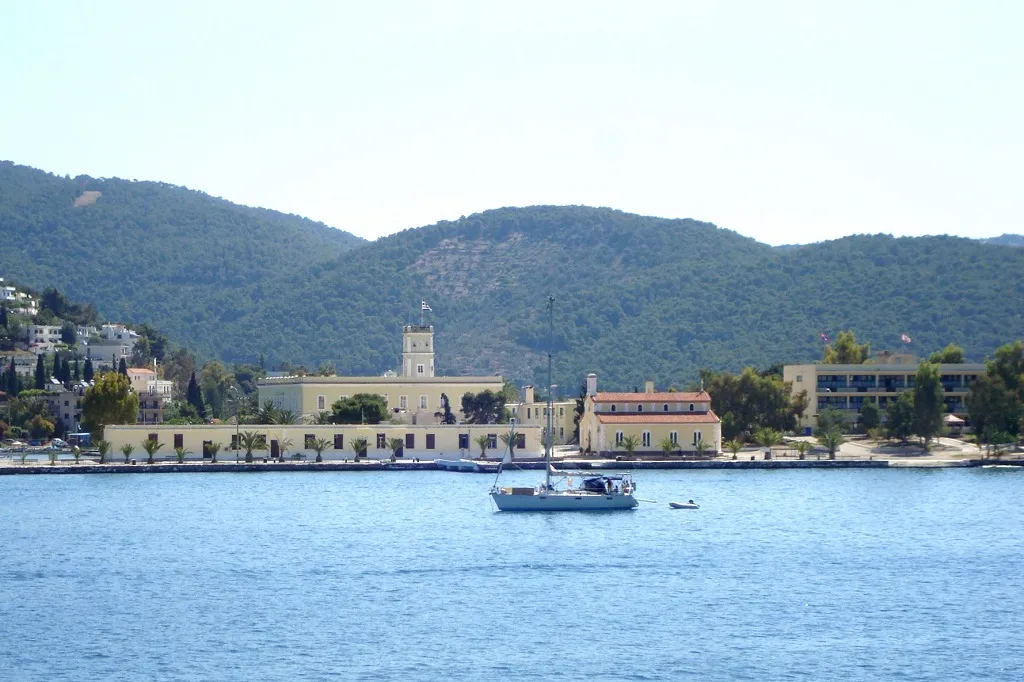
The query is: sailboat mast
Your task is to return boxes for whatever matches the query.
[545,295,554,490]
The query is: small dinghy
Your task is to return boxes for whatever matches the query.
[669,500,700,510]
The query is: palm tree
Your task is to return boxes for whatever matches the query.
[72,445,82,464]
[725,440,744,459]
[96,439,111,464]
[173,446,191,463]
[791,440,811,460]
[694,438,709,460]
[207,442,222,463]
[817,429,843,460]
[238,431,266,463]
[120,444,135,464]
[310,437,330,462]
[621,434,641,460]
[275,409,300,425]
[386,437,404,461]
[278,437,293,461]
[350,437,368,459]
[755,427,783,458]
[254,400,279,425]
[473,434,489,459]
[141,438,162,464]
[499,429,518,460]
[313,411,332,425]
[660,437,678,458]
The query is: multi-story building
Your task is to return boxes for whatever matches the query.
[77,324,139,369]
[103,422,543,461]
[577,374,722,456]
[258,325,504,424]
[27,324,63,353]
[783,358,985,429]
[507,385,577,445]
[45,383,88,432]
[126,368,173,424]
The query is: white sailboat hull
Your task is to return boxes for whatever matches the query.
[491,490,638,511]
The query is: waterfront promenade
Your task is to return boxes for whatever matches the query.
[1,436,1020,475]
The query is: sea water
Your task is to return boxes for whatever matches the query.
[1,468,1023,681]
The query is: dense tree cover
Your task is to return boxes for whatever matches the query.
[701,367,807,441]
[928,344,966,364]
[330,394,388,425]
[966,341,1024,443]
[823,331,871,364]
[4,163,1024,391]
[913,363,945,449]
[81,371,139,438]
[461,390,507,424]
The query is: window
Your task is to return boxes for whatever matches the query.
[399,395,408,410]
[334,434,344,449]
[693,430,702,445]
[689,403,694,412]
[642,431,651,447]
[559,427,564,439]
[796,375,803,382]
[203,441,213,459]
[559,407,564,416]
[516,433,526,449]
[339,395,348,401]
[420,395,428,409]
[317,395,326,410]
[230,434,239,450]
[669,431,678,444]
[404,433,414,449]
[304,434,315,448]
[527,408,531,419]
[611,405,617,412]
[148,433,158,443]
[417,364,424,375]
[174,434,183,449]
[458,433,469,449]
[638,404,643,412]
[615,431,624,445]
[426,434,436,449]
[376,434,386,449]
[663,404,669,412]
[487,434,497,449]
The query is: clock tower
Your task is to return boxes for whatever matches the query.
[402,325,435,378]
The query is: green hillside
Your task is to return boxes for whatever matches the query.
[2,161,1023,393]
[0,160,364,345]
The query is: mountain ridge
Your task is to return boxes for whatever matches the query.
[2,161,1023,392]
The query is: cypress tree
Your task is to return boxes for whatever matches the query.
[0,304,7,328]
[186,371,204,416]
[118,357,127,376]
[7,360,20,395]
[35,354,46,389]
[73,358,80,382]
[60,358,71,384]
[83,358,94,383]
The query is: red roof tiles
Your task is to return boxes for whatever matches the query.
[596,412,721,425]
[593,391,710,403]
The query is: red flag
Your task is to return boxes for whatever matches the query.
[820,332,831,343]
[900,333,912,344]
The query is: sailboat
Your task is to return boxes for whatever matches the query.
[490,297,639,511]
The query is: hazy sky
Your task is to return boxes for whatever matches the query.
[2,1,1020,244]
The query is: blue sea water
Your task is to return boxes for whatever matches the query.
[1,467,1023,681]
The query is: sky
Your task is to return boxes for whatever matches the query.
[1,1,1021,245]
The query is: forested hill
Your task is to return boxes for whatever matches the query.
[2,160,1024,392]
[0,160,363,331]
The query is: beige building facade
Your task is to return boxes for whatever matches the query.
[103,423,543,461]
[577,374,722,456]
[257,325,503,423]
[507,385,577,445]
[783,360,985,429]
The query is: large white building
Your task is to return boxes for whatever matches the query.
[258,325,505,425]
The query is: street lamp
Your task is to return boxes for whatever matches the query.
[227,386,242,463]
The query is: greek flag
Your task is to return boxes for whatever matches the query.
[421,300,432,312]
